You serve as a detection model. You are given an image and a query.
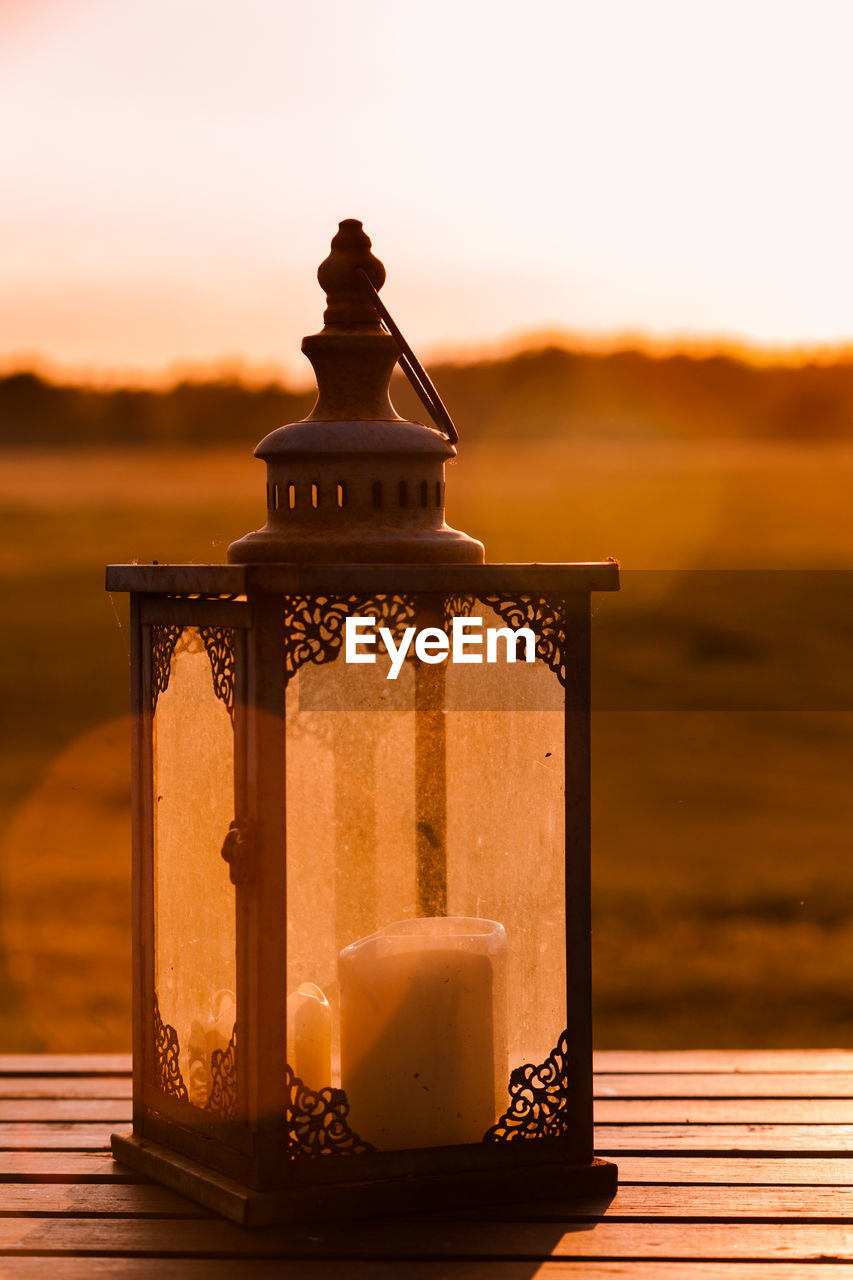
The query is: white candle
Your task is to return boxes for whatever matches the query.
[287,982,332,1091]
[339,917,507,1150]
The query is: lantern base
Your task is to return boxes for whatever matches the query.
[112,1132,617,1227]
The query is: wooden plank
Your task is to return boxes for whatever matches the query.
[6,1075,853,1106]
[0,1103,131,1124]
[4,1120,852,1157]
[0,1260,594,1279]
[1,1217,853,1259]
[0,1265,845,1280]
[593,1050,853,1073]
[0,1154,141,1183]
[0,1183,210,1217]
[595,1072,853,1098]
[596,1123,853,1152]
[454,1183,853,1220]
[4,1124,851,1163]
[614,1155,853,1184]
[0,1049,790,1077]
[4,1071,851,1102]
[540,1270,853,1280]
[535,1270,853,1279]
[595,1098,853,1123]
[0,1125,113,1151]
[0,1059,131,1079]
[0,1080,132,1101]
[5,1151,851,1190]
[6,1181,853,1223]
[0,1050,848,1077]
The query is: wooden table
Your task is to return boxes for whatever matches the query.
[2,1050,852,1276]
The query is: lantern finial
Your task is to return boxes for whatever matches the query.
[318,219,387,329]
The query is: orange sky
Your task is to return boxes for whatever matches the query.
[3,0,853,383]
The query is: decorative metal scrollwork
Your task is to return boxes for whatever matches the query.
[200,626,236,723]
[482,595,567,686]
[440,593,567,684]
[283,594,416,684]
[206,1023,237,1121]
[283,596,353,681]
[153,992,189,1101]
[484,1030,572,1141]
[360,594,417,645]
[151,624,237,716]
[443,593,479,624]
[150,625,184,710]
[284,1066,375,1158]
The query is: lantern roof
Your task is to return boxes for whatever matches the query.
[254,417,452,460]
[227,220,484,565]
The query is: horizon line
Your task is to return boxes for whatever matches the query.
[4,328,853,391]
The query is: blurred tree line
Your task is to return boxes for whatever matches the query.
[3,345,853,445]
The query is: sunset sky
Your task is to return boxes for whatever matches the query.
[2,0,853,383]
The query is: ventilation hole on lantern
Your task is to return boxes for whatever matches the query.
[273,482,279,511]
[372,481,383,508]
[288,484,296,509]
[337,482,347,508]
[435,481,442,507]
[420,480,428,507]
[266,483,271,509]
[398,481,408,507]
[311,483,319,509]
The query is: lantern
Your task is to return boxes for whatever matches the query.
[108,220,619,1224]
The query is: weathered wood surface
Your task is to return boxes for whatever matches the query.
[0,1266,846,1280]
[0,1101,132,1122]
[0,1078,132,1100]
[3,1216,853,1258]
[0,1057,131,1077]
[596,1123,853,1152]
[0,1154,142,1183]
[0,1262,508,1279]
[0,1268,849,1280]
[0,1124,118,1150]
[7,1071,853,1101]
[14,1097,853,1124]
[15,1121,853,1153]
[5,1181,853,1221]
[1,1052,853,1276]
[13,1073,853,1102]
[597,1098,853,1121]
[596,1072,853,1098]
[614,1156,853,1184]
[593,1050,853,1072]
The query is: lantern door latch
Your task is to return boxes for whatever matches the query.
[221,819,256,886]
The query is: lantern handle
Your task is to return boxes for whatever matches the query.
[356,267,459,445]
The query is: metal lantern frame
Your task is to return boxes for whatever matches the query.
[107,217,620,1223]
[107,560,618,1223]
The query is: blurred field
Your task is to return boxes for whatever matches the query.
[2,438,853,1050]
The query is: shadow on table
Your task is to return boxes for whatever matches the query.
[16,1184,617,1272]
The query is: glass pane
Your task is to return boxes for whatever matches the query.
[282,595,567,1155]
[152,626,236,1110]
[284,643,417,1099]
[445,602,566,1080]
